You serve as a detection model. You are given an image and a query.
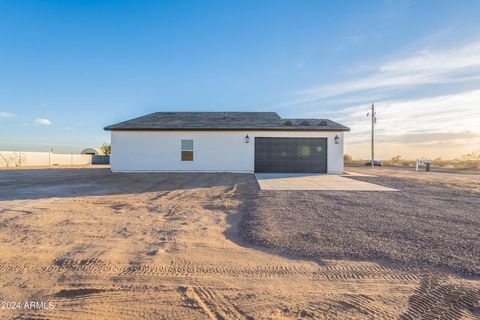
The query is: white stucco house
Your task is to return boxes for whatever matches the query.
[104,112,350,174]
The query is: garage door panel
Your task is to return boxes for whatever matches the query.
[254,137,327,173]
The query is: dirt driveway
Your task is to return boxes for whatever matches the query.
[0,168,478,319]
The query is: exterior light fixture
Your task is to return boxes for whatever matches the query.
[334,135,340,144]
[245,134,250,143]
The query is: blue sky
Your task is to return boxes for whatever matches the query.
[1,0,479,158]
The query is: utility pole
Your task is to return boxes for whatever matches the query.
[367,104,376,168]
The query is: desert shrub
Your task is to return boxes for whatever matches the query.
[100,143,111,155]
[456,150,480,161]
[0,152,21,167]
[391,155,402,163]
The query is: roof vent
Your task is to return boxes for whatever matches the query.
[283,120,293,126]
[300,120,310,126]
[223,112,228,119]
[319,120,328,126]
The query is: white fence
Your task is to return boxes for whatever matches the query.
[0,151,92,167]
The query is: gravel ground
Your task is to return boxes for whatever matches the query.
[242,171,480,277]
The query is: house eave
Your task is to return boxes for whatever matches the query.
[104,127,351,132]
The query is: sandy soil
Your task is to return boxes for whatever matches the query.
[0,168,479,319]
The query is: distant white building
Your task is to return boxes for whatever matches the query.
[80,148,104,155]
[104,112,350,174]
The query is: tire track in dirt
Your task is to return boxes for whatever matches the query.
[0,200,35,229]
[149,175,219,251]
[333,294,396,319]
[1,259,431,281]
[399,275,480,320]
[109,178,203,256]
[153,175,242,255]
[0,199,33,211]
[181,286,248,320]
[41,286,207,320]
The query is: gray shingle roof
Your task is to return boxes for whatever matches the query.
[104,112,350,132]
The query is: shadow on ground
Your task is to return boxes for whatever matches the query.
[0,168,247,201]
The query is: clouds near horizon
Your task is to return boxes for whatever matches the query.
[280,40,480,108]
[278,39,480,159]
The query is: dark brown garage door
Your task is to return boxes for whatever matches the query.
[254,137,327,173]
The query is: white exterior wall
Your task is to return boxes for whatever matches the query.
[111,131,345,174]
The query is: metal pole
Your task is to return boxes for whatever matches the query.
[371,104,374,168]
[367,104,376,168]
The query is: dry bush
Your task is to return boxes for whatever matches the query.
[0,152,21,167]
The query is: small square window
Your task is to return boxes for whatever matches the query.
[181,139,193,161]
[181,139,193,151]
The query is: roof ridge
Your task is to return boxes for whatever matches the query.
[104,111,350,132]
